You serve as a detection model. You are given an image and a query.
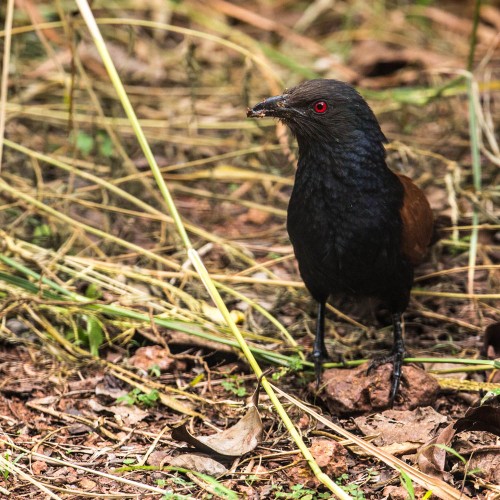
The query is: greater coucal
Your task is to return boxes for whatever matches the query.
[247,79,433,403]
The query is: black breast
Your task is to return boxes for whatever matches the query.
[286,144,413,312]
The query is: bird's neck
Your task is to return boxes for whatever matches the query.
[295,134,392,187]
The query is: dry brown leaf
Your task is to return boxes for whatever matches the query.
[88,399,149,426]
[68,376,103,392]
[171,405,263,458]
[454,395,500,437]
[94,382,129,400]
[383,485,428,499]
[147,450,169,467]
[78,478,97,491]
[169,453,228,475]
[467,451,500,484]
[417,422,456,478]
[355,406,448,451]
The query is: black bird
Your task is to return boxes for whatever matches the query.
[247,79,433,403]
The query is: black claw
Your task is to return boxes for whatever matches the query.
[314,357,323,388]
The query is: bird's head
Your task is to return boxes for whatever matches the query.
[247,79,386,149]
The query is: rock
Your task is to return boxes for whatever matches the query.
[322,363,439,415]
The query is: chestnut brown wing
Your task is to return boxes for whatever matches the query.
[397,174,434,266]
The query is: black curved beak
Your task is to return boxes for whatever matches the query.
[247,94,288,118]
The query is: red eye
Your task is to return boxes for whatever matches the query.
[313,101,328,114]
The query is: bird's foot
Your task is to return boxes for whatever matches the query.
[367,349,405,407]
[312,346,329,389]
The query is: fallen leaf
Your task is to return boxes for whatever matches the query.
[172,405,262,458]
[169,453,228,475]
[172,377,265,459]
[147,450,169,467]
[355,406,448,451]
[88,399,148,426]
[467,451,500,483]
[95,380,129,400]
[78,478,97,491]
[454,395,500,437]
[417,422,456,478]
[52,466,78,484]
[68,376,103,392]
[382,485,428,499]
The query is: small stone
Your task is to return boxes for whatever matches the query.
[322,363,439,415]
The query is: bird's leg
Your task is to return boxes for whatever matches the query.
[313,301,328,387]
[389,312,405,406]
[367,312,406,405]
